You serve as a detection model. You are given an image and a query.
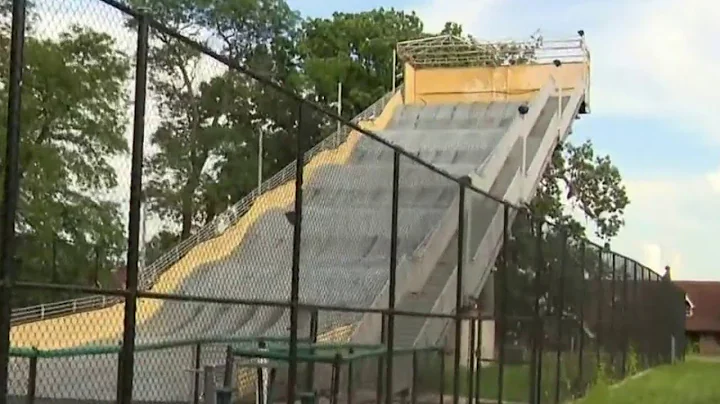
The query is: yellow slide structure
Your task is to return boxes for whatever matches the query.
[9,91,404,350]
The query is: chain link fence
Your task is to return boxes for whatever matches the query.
[0,1,686,404]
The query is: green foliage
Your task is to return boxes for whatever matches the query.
[532,139,630,241]
[439,21,464,36]
[298,8,424,117]
[627,346,640,376]
[0,7,130,305]
[144,230,181,267]
[128,0,304,240]
[504,142,629,342]
[594,357,612,386]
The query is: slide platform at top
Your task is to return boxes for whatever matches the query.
[7,33,591,402]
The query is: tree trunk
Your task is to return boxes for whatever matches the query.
[181,195,193,240]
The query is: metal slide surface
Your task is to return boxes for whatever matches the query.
[7,101,526,402]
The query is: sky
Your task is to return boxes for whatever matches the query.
[36,0,719,280]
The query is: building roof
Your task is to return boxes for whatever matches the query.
[675,281,720,332]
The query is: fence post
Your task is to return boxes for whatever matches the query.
[620,258,629,378]
[639,267,646,368]
[577,241,586,392]
[0,0,28,400]
[117,9,149,404]
[223,345,233,388]
[595,247,603,367]
[116,345,124,402]
[609,253,617,374]
[347,348,354,404]
[439,348,445,404]
[26,350,38,404]
[467,319,476,403]
[192,343,202,404]
[474,318,482,404]
[496,204,509,404]
[453,179,468,404]
[386,149,401,404]
[377,313,386,404]
[528,218,544,404]
[305,310,319,392]
[331,353,342,404]
[553,230,567,404]
[411,351,418,404]
[288,101,309,404]
[632,262,638,369]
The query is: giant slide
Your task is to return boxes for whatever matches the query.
[6,35,590,402]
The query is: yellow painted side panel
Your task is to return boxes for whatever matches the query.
[10,91,404,350]
[407,62,588,104]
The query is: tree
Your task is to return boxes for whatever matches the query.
[503,142,630,343]
[144,230,181,266]
[0,6,130,306]
[298,11,542,120]
[129,0,305,240]
[531,140,630,240]
[298,8,425,118]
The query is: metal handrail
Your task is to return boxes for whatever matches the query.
[10,86,403,325]
[397,34,590,68]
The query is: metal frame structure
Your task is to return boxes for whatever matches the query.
[396,33,589,68]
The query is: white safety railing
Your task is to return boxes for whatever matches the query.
[11,86,403,325]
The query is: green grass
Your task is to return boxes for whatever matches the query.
[444,362,532,402]
[579,356,720,404]
[441,352,598,403]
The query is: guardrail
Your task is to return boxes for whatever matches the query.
[10,86,403,326]
[396,33,590,68]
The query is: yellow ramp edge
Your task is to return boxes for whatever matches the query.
[10,92,403,350]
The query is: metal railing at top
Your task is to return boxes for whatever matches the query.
[10,86,403,325]
[396,33,590,68]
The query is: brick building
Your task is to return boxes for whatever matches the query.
[675,281,720,355]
